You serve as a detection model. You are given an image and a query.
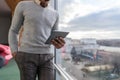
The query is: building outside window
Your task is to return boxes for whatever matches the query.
[56,0,120,80]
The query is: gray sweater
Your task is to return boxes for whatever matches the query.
[8,1,59,54]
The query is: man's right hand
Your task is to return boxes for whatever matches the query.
[12,52,17,58]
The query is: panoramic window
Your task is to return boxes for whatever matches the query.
[56,0,120,80]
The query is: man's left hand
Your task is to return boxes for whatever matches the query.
[51,37,65,49]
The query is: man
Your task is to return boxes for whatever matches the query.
[8,0,65,80]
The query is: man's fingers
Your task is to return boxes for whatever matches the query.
[51,39,64,49]
[59,37,65,44]
[12,52,17,58]
[51,37,66,49]
[55,38,65,46]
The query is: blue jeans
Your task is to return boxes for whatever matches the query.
[15,52,54,80]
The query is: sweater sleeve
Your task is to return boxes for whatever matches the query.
[51,13,59,31]
[8,2,24,53]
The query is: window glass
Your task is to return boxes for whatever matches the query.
[57,0,120,80]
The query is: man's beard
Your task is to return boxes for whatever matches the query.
[40,2,48,8]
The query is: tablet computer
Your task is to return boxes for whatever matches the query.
[45,30,69,44]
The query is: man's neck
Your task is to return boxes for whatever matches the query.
[34,0,48,8]
[34,0,41,5]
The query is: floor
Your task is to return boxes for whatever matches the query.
[0,59,20,80]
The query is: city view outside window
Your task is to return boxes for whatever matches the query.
[56,0,120,80]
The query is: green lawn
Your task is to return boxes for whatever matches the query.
[0,59,20,80]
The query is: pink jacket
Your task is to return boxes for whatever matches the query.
[0,44,13,65]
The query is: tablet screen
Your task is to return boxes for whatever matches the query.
[45,30,69,44]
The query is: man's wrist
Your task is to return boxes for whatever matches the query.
[12,52,17,58]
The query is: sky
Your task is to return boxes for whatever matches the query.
[57,0,120,39]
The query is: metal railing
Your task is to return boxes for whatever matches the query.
[53,63,75,80]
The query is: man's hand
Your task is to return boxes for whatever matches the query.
[51,37,65,49]
[12,52,17,58]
